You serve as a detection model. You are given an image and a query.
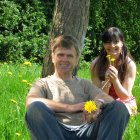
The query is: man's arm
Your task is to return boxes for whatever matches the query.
[26,94,85,113]
[94,92,114,109]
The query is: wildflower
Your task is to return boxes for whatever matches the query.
[84,100,97,113]
[8,71,12,75]
[4,62,7,65]
[22,80,28,83]
[110,58,115,66]
[10,99,18,105]
[23,61,32,67]
[16,132,21,137]
[131,106,137,114]
[136,71,139,75]
[106,54,111,59]
[106,55,111,64]
[106,55,115,66]
[27,82,32,86]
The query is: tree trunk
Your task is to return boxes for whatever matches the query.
[42,0,90,77]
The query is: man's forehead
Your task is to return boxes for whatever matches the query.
[54,46,76,53]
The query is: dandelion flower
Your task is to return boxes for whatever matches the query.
[4,62,7,65]
[22,80,28,83]
[27,82,32,86]
[106,55,111,59]
[16,132,21,137]
[110,58,115,66]
[8,71,12,75]
[84,100,97,113]
[131,106,137,114]
[136,71,139,75]
[23,61,32,67]
[106,55,111,64]
[10,99,18,104]
[106,55,115,66]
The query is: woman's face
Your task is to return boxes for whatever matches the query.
[104,40,123,58]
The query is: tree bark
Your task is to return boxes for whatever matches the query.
[42,0,90,77]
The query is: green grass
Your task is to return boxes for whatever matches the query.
[0,62,140,140]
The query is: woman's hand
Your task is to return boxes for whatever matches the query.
[106,65,118,83]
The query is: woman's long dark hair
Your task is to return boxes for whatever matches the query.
[94,27,128,82]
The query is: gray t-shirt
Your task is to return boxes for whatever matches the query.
[28,76,102,125]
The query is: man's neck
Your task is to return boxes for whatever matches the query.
[52,73,73,81]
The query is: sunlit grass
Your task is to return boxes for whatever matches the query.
[0,62,140,140]
[0,62,41,140]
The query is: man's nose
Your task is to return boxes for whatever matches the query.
[62,55,68,60]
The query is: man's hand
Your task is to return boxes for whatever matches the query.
[83,109,102,123]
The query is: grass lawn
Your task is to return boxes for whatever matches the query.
[0,62,140,140]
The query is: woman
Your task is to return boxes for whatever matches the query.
[90,27,137,115]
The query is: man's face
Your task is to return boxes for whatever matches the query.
[52,46,79,75]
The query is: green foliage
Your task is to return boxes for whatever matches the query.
[87,0,140,62]
[0,0,140,63]
[0,0,51,62]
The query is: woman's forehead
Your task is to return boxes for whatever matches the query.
[104,41,123,47]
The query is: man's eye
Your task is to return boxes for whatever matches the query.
[68,55,73,58]
[58,54,63,57]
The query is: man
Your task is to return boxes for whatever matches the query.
[25,35,129,140]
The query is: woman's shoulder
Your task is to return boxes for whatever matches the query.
[127,57,136,70]
[91,57,99,68]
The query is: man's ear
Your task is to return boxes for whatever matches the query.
[76,56,80,65]
[51,53,54,63]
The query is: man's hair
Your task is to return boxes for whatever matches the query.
[51,35,81,57]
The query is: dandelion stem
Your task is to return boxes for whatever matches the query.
[101,79,110,90]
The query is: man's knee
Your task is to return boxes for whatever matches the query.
[113,101,129,113]
[26,101,47,121]
[26,101,55,121]
[108,101,130,120]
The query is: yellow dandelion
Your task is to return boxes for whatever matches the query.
[4,62,7,65]
[16,132,21,137]
[106,54,111,59]
[84,100,97,113]
[131,106,137,114]
[10,99,18,105]
[22,80,28,83]
[8,71,12,75]
[110,58,115,66]
[23,61,32,67]
[136,71,139,75]
[27,82,32,86]
[106,55,111,64]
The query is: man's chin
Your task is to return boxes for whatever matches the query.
[58,69,71,74]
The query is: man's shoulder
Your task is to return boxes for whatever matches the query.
[32,77,48,87]
[74,76,92,86]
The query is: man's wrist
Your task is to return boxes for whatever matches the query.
[95,99,106,109]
